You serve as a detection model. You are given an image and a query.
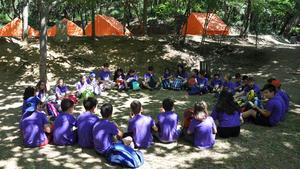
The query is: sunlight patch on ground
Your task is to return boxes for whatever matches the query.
[0,102,22,111]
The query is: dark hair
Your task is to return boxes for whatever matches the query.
[267,78,276,84]
[224,73,232,81]
[162,98,174,112]
[36,80,46,91]
[114,68,125,81]
[130,100,142,115]
[235,73,241,79]
[103,63,109,68]
[199,70,206,76]
[248,77,255,82]
[213,73,220,78]
[261,84,276,93]
[215,90,239,115]
[164,68,170,72]
[83,97,98,111]
[148,66,154,71]
[61,99,74,112]
[177,64,185,74]
[242,75,249,81]
[128,69,135,75]
[100,103,113,118]
[23,86,35,100]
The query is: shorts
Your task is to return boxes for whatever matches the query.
[254,111,271,126]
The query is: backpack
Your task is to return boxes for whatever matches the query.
[47,102,60,117]
[107,143,144,168]
[162,79,170,89]
[81,89,95,99]
[148,76,157,88]
[131,81,140,91]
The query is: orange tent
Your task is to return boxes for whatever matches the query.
[182,13,229,36]
[0,18,39,37]
[85,15,130,36]
[47,18,83,37]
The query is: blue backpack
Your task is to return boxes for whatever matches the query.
[172,78,183,90]
[107,143,144,168]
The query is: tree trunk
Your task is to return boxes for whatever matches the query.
[22,0,29,43]
[279,14,300,37]
[39,0,48,82]
[142,0,148,35]
[81,11,86,35]
[91,4,96,38]
[240,0,252,37]
[181,0,192,45]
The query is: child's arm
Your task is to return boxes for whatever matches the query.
[44,124,51,133]
[152,124,158,132]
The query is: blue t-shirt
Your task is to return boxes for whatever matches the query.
[198,77,208,88]
[128,114,155,148]
[93,119,118,155]
[53,112,77,145]
[157,111,180,142]
[99,70,112,81]
[21,111,48,147]
[223,81,236,94]
[210,79,223,88]
[276,89,289,113]
[77,111,100,148]
[211,109,241,127]
[265,96,284,126]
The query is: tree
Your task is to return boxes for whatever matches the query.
[22,0,29,43]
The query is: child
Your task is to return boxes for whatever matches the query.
[211,90,241,138]
[98,63,115,90]
[75,75,89,97]
[233,73,242,92]
[20,101,51,147]
[271,79,289,121]
[22,86,40,115]
[242,84,284,126]
[185,101,217,149]
[197,70,209,94]
[87,72,101,95]
[162,68,172,89]
[244,77,261,99]
[53,99,77,145]
[187,69,201,95]
[222,73,235,94]
[172,64,188,90]
[93,103,133,155]
[35,80,47,102]
[126,69,140,90]
[77,97,100,148]
[142,66,160,90]
[156,98,180,143]
[55,78,69,100]
[113,68,128,90]
[209,73,223,93]
[128,100,158,148]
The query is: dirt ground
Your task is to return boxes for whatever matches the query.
[0,36,299,169]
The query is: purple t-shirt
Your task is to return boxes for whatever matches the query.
[188,117,216,149]
[55,85,68,97]
[77,111,100,148]
[128,114,155,148]
[211,109,241,127]
[163,72,172,79]
[53,112,77,145]
[276,89,289,112]
[265,96,284,126]
[144,73,154,81]
[210,79,223,88]
[157,111,180,142]
[273,94,286,121]
[126,74,139,81]
[99,70,112,81]
[76,81,88,93]
[93,119,118,154]
[198,77,208,88]
[21,111,48,147]
[223,81,236,94]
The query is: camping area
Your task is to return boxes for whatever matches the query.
[0,1,300,169]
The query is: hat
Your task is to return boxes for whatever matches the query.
[271,79,281,88]
[90,72,96,77]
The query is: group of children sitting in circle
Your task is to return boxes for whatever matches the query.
[19,63,290,167]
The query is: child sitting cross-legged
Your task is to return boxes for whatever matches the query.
[93,103,133,155]
[184,101,217,149]
[155,98,181,143]
[113,68,128,91]
[127,100,158,148]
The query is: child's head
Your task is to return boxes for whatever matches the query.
[164,68,170,74]
[36,80,46,90]
[128,69,135,75]
[267,78,276,84]
[100,103,113,119]
[193,101,208,120]
[130,100,142,115]
[89,72,96,80]
[213,73,220,79]
[199,70,206,77]
[36,101,46,112]
[80,75,87,82]
[162,98,174,112]
[61,99,75,113]
[242,75,249,85]
[235,73,241,81]
[261,84,276,99]
[23,86,35,100]
[83,97,98,112]
[248,77,255,87]
[177,64,185,73]
[57,78,64,86]
[191,69,199,77]
[148,66,154,73]
[224,73,232,81]
[103,63,109,71]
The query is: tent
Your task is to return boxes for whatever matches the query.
[85,15,130,36]
[47,18,83,37]
[182,13,229,36]
[0,18,39,37]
